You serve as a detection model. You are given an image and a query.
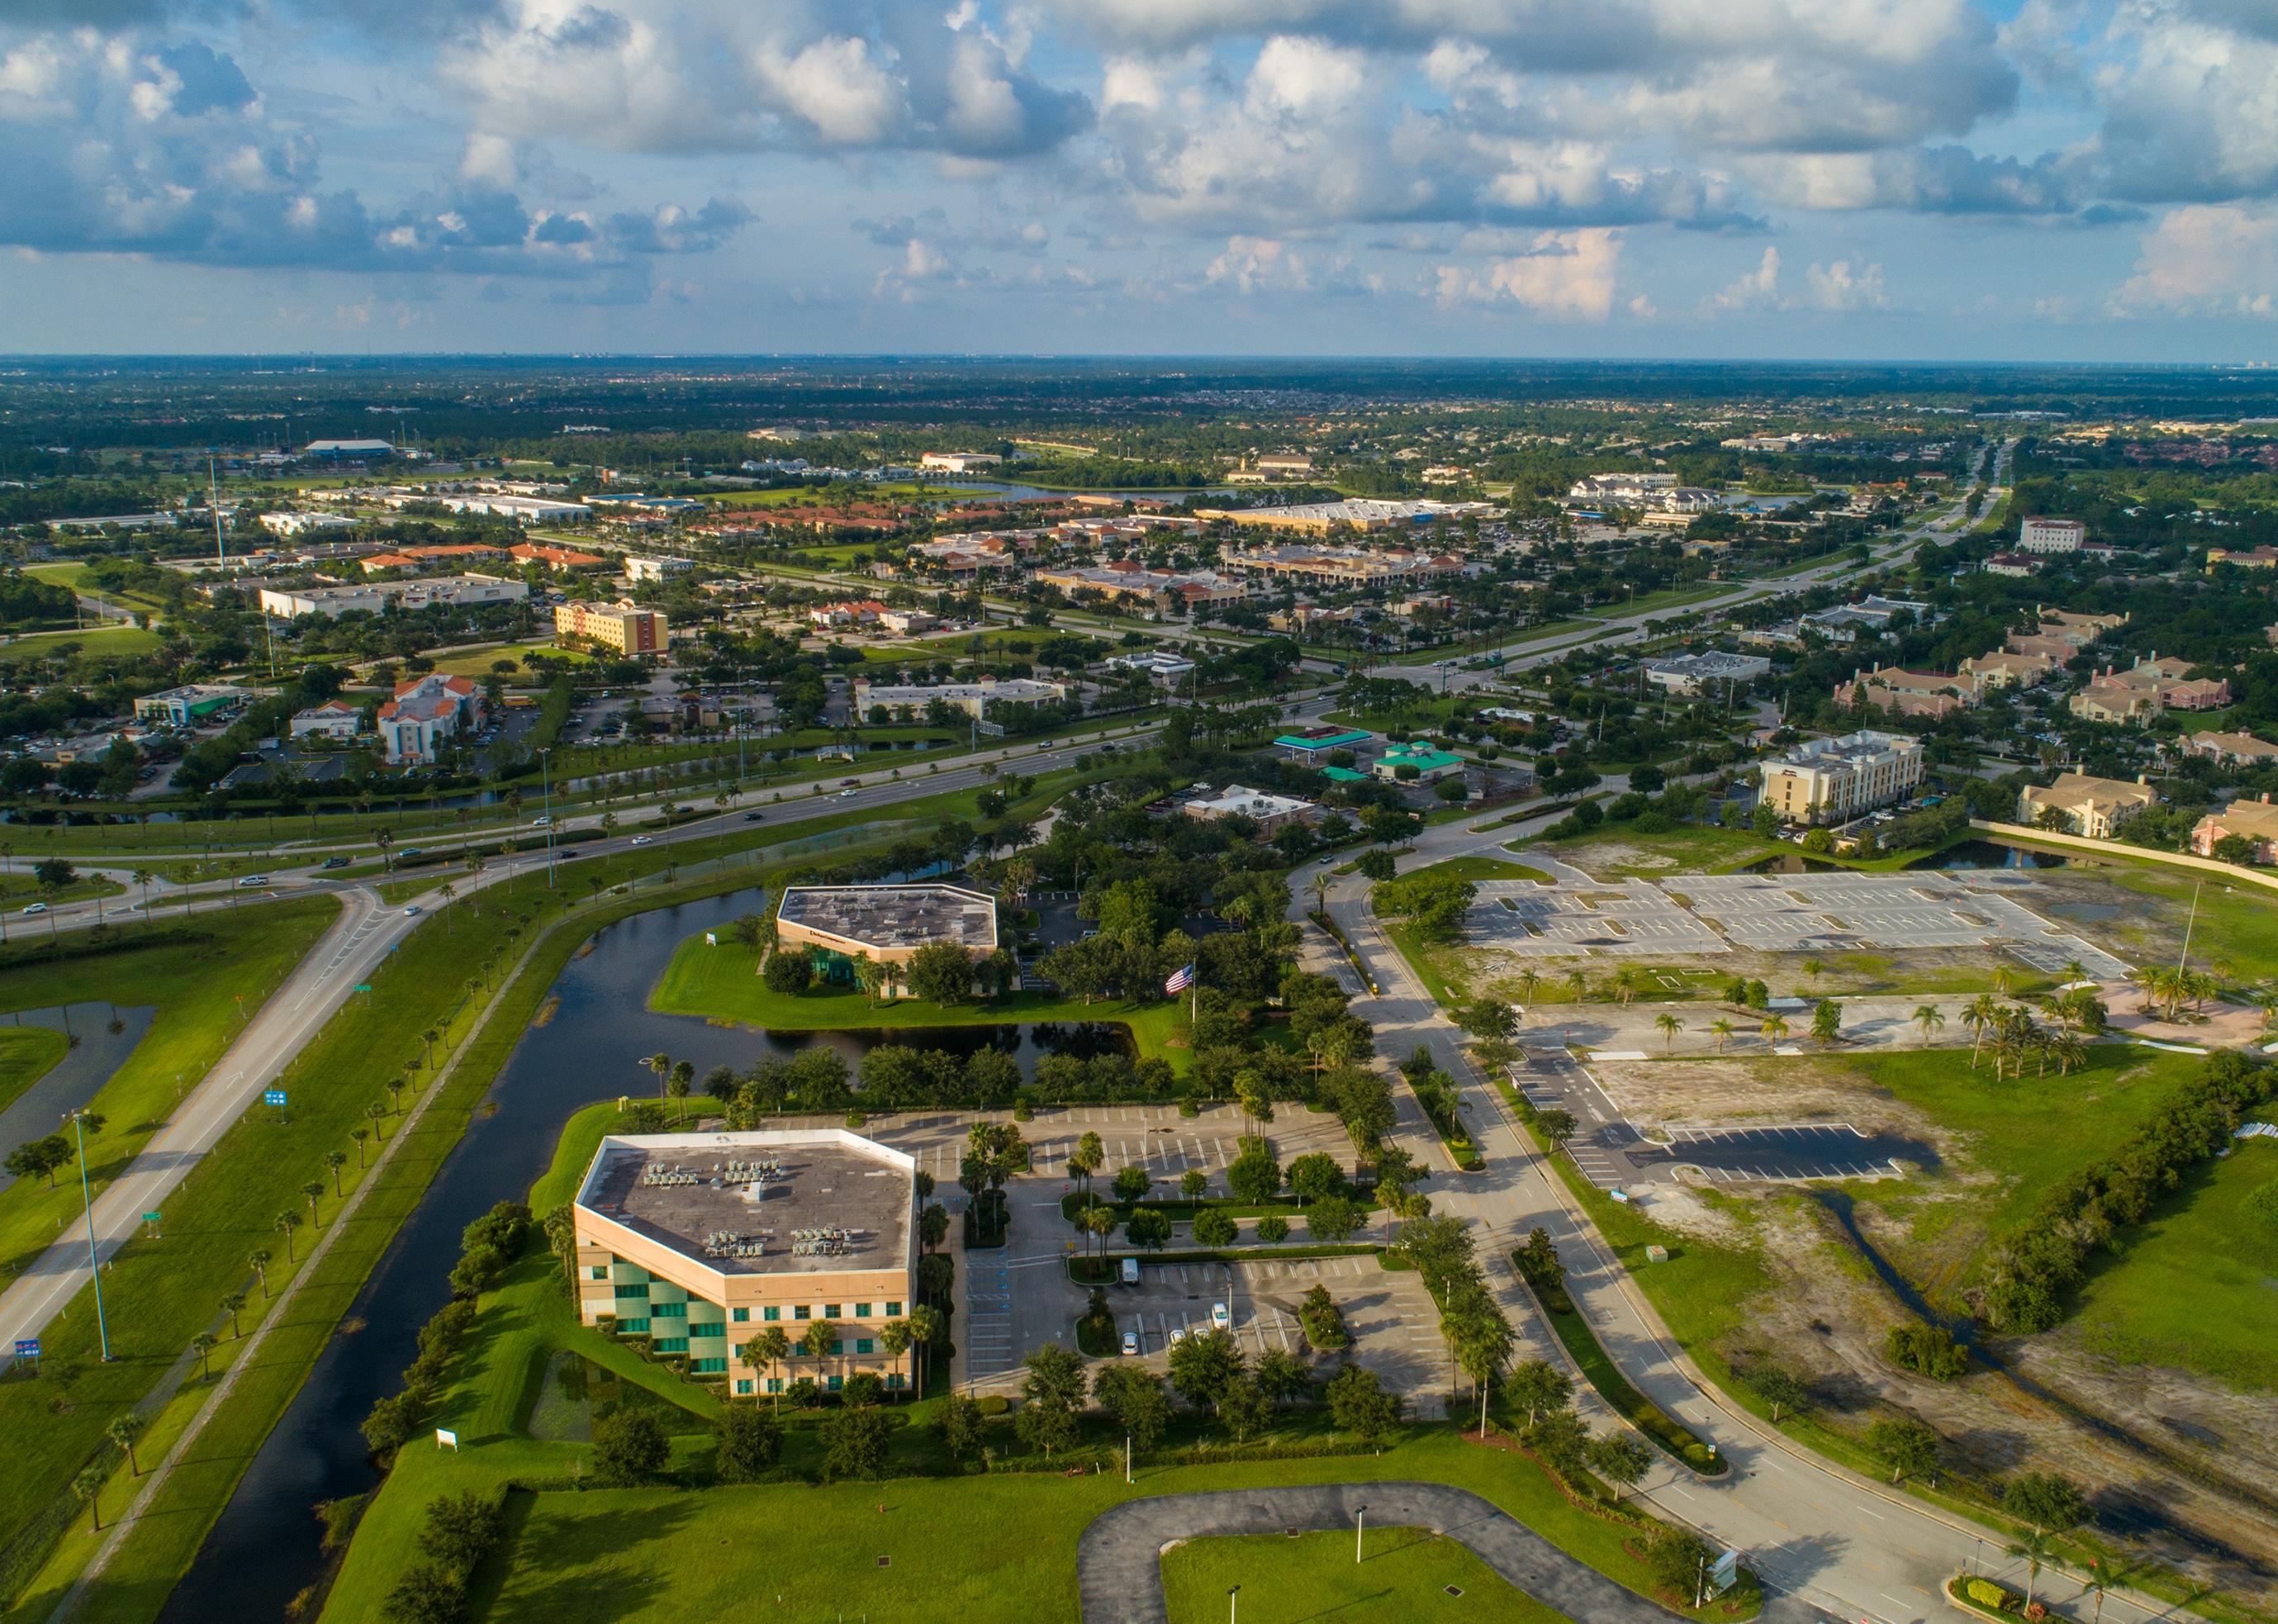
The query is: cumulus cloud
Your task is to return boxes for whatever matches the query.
[2112,203,2278,315]
[444,1,1090,160]
[1204,235,1310,294]
[1431,228,1622,320]
[2091,0,2278,203]
[1709,246,1782,311]
[1701,245,1886,313]
[1744,145,2095,216]
[0,28,750,278]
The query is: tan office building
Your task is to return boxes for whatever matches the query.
[1758,730,1924,824]
[573,1129,918,1399]
[775,883,999,983]
[556,599,668,655]
[2016,772,2156,839]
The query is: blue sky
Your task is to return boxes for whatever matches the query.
[1,0,2274,359]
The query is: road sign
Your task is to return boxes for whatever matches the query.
[355,984,372,994]
[434,1427,458,1451]
[263,1090,287,1108]
[141,1211,162,1224]
[1708,1550,1740,1596]
[14,1339,37,1360]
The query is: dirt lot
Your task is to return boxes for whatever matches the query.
[1607,1057,2278,1608]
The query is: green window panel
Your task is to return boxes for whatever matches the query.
[691,1357,728,1374]
[690,1327,726,1345]
[589,1265,609,1280]
[735,1379,754,1396]
[856,1339,874,1356]
[794,1305,811,1321]
[854,1303,872,1319]
[732,1307,750,1322]
[763,1306,781,1322]
[887,1373,906,1389]
[886,1301,904,1318]
[823,1303,841,1318]
[651,1300,686,1318]
[616,1318,650,1334]
[654,1337,688,1354]
[613,1284,649,1299]
[650,1283,687,1304]
[766,1378,783,1394]
[827,1375,842,1391]
[829,1341,843,1356]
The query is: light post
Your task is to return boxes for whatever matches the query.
[65,1109,111,1361]
[1355,1503,1367,1565]
[539,747,555,889]
[1228,1585,1239,1624]
[1125,1433,1132,1484]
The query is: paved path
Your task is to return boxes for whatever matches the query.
[1076,1482,1682,1624]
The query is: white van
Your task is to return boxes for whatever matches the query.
[1119,1257,1140,1286]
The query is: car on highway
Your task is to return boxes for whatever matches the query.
[403,905,421,916]
[840,787,857,798]
[20,903,45,916]
[236,874,269,888]
[743,811,765,823]
[629,835,653,847]
[532,814,551,826]
[1210,1301,1231,1331]
[319,856,349,870]
[840,777,860,787]
[1121,1329,1139,1357]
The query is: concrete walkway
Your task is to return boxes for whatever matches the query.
[1075,1481,1683,1624]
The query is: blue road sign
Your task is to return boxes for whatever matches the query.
[13,1339,37,1360]
[263,1090,287,1108]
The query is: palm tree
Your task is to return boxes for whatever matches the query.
[275,1209,301,1263]
[742,1326,792,1410]
[1709,1017,1735,1053]
[667,1062,693,1122]
[1913,1004,1945,1047]
[2006,1530,2056,1612]
[1759,1014,1791,1046]
[190,1331,217,1380]
[1564,967,1588,1003]
[109,1412,149,1476]
[1992,963,2019,999]
[803,1318,839,1392]
[1962,993,2000,1068]
[1612,966,1640,1007]
[325,1149,347,1196]
[643,1051,672,1099]
[1654,1012,1684,1052]
[1803,957,1824,989]
[879,1318,914,1398]
[220,1290,247,1338]
[247,1247,273,1299]
[132,867,155,914]
[1516,967,1541,1010]
[301,1180,325,1227]
[2062,957,2087,985]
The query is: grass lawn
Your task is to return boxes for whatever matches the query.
[1827,1045,2196,1306]
[313,1086,1753,1624]
[1409,856,1540,885]
[648,937,1190,1071]
[424,643,594,679]
[1379,919,1470,1008]
[0,1023,71,1114]
[0,625,164,665]
[2095,861,2278,984]
[1161,1529,1564,1624]
[1518,824,1784,877]
[2068,1137,2278,1390]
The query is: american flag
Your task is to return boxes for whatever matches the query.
[1164,963,1194,995]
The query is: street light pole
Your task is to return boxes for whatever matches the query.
[539,747,555,889]
[1355,1504,1367,1564]
[67,1109,111,1360]
[1228,1586,1239,1624]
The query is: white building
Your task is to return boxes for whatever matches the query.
[852,676,1067,722]
[1105,649,1198,684]
[258,512,358,538]
[919,452,1003,473]
[408,494,591,525]
[1758,731,1924,824]
[259,574,528,620]
[2019,516,2086,554]
[1643,651,1772,696]
[624,555,693,583]
[377,674,484,765]
[289,700,363,742]
[1183,785,1322,834]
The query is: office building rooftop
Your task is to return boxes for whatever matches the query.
[776,884,998,954]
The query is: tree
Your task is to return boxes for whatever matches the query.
[1306,1193,1363,1242]
[591,1408,671,1485]
[1507,1358,1572,1426]
[109,1412,149,1476]
[1753,1364,1807,1423]
[1759,1013,1791,1046]
[1216,1375,1271,1442]
[247,1247,273,1299]
[1811,1000,1843,1046]
[2006,1529,2057,1612]
[220,1289,247,1339]
[1654,1012,1685,1052]
[1111,1163,1151,1203]
[1168,1327,1246,1406]
[1456,1000,1516,1042]
[1192,1208,1238,1247]
[1179,1166,1209,1199]
[1867,1415,1939,1484]
[1324,1361,1402,1446]
[325,1148,349,1196]
[1709,1018,1735,1053]
[667,1065,692,1123]
[4,1133,70,1190]
[1285,1152,1344,1205]
[1017,1341,1085,1458]
[1254,1346,1312,1403]
[191,1331,217,1379]
[1588,1431,1652,1500]
[1225,1141,1283,1204]
[906,939,977,1005]
[301,1179,326,1227]
[942,1392,984,1460]
[420,1491,504,1573]
[762,947,813,995]
[714,1399,783,1481]
[1913,1004,1945,1047]
[823,1404,893,1479]
[1533,1109,1577,1154]
[741,1327,792,1409]
[1069,1131,1105,1194]
[1299,1284,1349,1351]
[380,1564,465,1624]
[275,1209,301,1262]
[1125,1207,1172,1250]
[2003,1471,2087,1538]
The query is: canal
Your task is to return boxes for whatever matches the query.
[162,883,1118,1622]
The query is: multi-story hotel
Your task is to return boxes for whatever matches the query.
[554,598,668,656]
[1757,730,1924,824]
[573,1128,918,1399]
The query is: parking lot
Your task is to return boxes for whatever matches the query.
[1108,1252,1448,1417]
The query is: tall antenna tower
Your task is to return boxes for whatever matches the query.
[209,455,226,567]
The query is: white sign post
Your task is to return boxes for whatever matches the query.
[435,1427,459,1451]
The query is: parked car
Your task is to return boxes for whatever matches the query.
[1121,1329,1139,1358]
[1120,1257,1140,1286]
[1210,1301,1231,1331]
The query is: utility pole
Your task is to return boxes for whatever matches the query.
[540,748,556,888]
[209,456,226,567]
[67,1109,112,1360]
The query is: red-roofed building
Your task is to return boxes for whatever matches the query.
[510,542,608,573]
[809,599,889,627]
[377,673,484,764]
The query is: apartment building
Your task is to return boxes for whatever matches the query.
[377,673,483,765]
[2019,516,2086,554]
[1757,731,1924,824]
[2068,655,2232,723]
[1834,666,1978,720]
[2185,730,2278,767]
[2191,794,2278,861]
[573,1129,918,1398]
[2016,772,2157,839]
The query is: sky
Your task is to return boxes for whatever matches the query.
[1,0,2276,361]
